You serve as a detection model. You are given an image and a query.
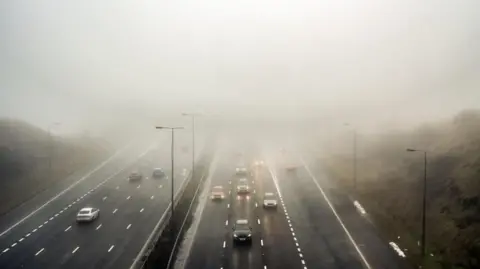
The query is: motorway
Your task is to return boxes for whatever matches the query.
[0,135,196,269]
[182,145,411,269]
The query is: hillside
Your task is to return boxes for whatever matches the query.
[0,119,112,215]
[319,110,480,269]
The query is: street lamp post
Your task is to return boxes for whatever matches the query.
[406,148,427,259]
[48,122,61,179]
[344,123,357,192]
[182,113,199,182]
[155,126,184,230]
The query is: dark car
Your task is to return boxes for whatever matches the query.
[152,168,166,179]
[232,219,252,244]
[128,171,143,182]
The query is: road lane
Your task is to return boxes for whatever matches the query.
[0,138,193,269]
[253,164,303,269]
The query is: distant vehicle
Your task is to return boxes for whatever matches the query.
[263,192,278,208]
[285,165,298,172]
[236,167,248,176]
[76,207,100,223]
[211,186,225,200]
[152,168,166,179]
[253,160,264,167]
[232,219,252,244]
[129,171,143,181]
[237,180,250,194]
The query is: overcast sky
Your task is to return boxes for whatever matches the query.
[1,0,480,132]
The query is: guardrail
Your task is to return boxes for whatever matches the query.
[129,168,194,269]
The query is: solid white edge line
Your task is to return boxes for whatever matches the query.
[301,158,372,269]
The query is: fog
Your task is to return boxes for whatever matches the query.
[1,0,480,135]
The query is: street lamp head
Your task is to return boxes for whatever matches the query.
[406,148,417,152]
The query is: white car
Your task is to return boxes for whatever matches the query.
[211,186,225,200]
[235,167,248,175]
[76,207,100,222]
[263,192,278,208]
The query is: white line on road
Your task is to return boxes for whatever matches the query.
[223,241,226,248]
[301,260,305,265]
[140,208,144,213]
[299,253,303,258]
[35,248,44,256]
[296,242,299,247]
[103,196,107,201]
[39,224,43,228]
[72,246,79,254]
[301,159,372,269]
[158,185,162,188]
[108,245,114,252]
[260,239,264,246]
[150,196,154,200]
[264,266,267,269]
[227,204,230,208]
[297,247,301,252]
[293,237,297,241]
[54,213,59,217]
[2,248,9,253]
[116,186,119,190]
[65,226,71,232]
[137,185,140,189]
[257,219,261,225]
[112,209,118,214]
[96,224,102,230]
[32,229,37,233]
[225,220,228,226]
[25,233,31,237]
[127,196,131,200]
[126,224,131,230]
[255,202,258,207]
[18,238,24,242]
[11,243,17,248]
[292,232,296,236]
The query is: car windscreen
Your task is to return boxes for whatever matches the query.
[79,209,91,214]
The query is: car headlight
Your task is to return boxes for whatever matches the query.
[247,234,252,237]
[234,234,238,237]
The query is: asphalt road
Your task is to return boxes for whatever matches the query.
[0,137,195,269]
[182,147,411,269]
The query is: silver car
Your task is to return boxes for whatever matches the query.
[263,192,278,208]
[76,207,100,222]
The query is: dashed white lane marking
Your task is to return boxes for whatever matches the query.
[158,185,162,189]
[25,233,31,237]
[253,189,256,194]
[103,196,107,201]
[112,209,118,214]
[32,229,37,233]
[137,185,141,189]
[38,224,43,228]
[127,196,131,200]
[150,196,154,200]
[257,219,261,225]
[255,202,258,207]
[65,226,72,232]
[296,242,299,247]
[35,248,44,256]
[260,239,264,246]
[72,246,80,254]
[108,245,115,252]
[297,247,301,252]
[140,208,144,213]
[229,190,231,195]
[54,213,59,217]
[96,224,102,230]
[19,238,24,242]
[264,266,267,269]
[126,224,132,230]
[46,220,50,223]
[11,243,17,247]
[223,241,226,248]
[292,232,296,236]
[301,260,305,265]
[299,253,303,258]
[225,220,228,226]
[2,248,9,253]
[293,237,297,241]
